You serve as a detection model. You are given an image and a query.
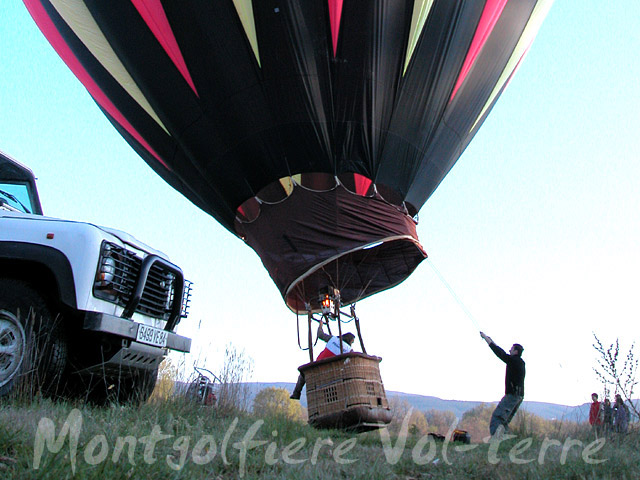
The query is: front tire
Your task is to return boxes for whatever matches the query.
[0,310,27,392]
[80,367,159,406]
[116,368,158,405]
[0,279,68,398]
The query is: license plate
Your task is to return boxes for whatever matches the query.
[136,324,168,348]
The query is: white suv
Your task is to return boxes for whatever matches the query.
[0,150,192,403]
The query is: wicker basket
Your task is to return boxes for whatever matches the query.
[299,353,392,432]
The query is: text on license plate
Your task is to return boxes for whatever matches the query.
[136,324,168,348]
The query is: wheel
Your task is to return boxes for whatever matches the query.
[118,368,158,405]
[82,367,159,406]
[0,279,68,398]
[0,310,26,391]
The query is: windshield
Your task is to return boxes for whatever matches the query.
[0,182,33,213]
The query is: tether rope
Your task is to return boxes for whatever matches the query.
[427,258,482,332]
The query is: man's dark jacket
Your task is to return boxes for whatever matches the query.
[490,343,525,396]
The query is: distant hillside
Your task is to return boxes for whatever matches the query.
[385,391,589,422]
[239,382,591,421]
[179,381,636,423]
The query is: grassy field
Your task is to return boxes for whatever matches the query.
[0,397,638,479]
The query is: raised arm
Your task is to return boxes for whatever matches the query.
[317,321,332,342]
[480,331,509,363]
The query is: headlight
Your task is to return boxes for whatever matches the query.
[95,256,117,287]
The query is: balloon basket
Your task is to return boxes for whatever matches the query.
[299,353,391,432]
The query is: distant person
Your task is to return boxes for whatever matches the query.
[589,393,603,434]
[290,322,355,400]
[613,394,629,434]
[602,398,613,434]
[480,332,525,436]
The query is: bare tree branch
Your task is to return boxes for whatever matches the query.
[592,333,639,420]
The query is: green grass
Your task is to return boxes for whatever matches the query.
[0,398,638,479]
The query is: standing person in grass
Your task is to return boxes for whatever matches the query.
[589,393,603,435]
[290,322,356,400]
[614,394,629,434]
[480,332,526,436]
[602,398,613,434]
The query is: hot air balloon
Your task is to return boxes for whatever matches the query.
[24,0,553,429]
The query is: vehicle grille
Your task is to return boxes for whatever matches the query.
[94,242,182,321]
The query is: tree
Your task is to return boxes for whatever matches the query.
[459,404,493,442]
[510,409,555,438]
[407,410,429,435]
[149,357,177,402]
[592,333,639,420]
[424,409,457,435]
[253,387,305,421]
[387,398,429,435]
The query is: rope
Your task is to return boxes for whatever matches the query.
[427,258,482,332]
[295,312,309,351]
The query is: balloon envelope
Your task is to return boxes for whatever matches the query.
[25,0,553,311]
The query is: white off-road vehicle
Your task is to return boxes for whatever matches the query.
[0,150,192,403]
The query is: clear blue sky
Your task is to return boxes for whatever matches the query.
[1,1,638,407]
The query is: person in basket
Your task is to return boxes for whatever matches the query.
[290,322,355,400]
